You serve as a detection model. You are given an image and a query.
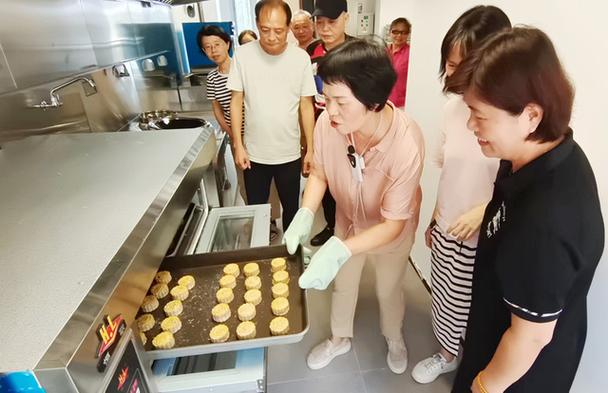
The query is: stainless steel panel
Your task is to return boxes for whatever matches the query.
[196,205,271,253]
[82,0,139,67]
[0,0,98,89]
[0,43,16,94]
[128,0,175,58]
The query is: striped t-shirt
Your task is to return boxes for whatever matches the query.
[206,68,244,134]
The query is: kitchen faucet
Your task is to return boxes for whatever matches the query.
[33,76,97,109]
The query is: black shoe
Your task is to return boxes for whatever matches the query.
[310,226,334,246]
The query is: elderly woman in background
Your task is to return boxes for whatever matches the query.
[386,17,411,110]
[446,27,604,393]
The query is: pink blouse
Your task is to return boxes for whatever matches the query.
[435,96,500,245]
[388,44,410,108]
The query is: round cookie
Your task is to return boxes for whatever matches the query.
[237,303,256,321]
[141,295,159,312]
[152,331,175,349]
[244,289,262,306]
[223,263,240,277]
[270,316,290,335]
[245,276,262,290]
[271,297,289,316]
[219,275,236,289]
[271,257,287,272]
[272,270,289,285]
[136,314,155,332]
[170,285,189,301]
[155,271,172,284]
[178,275,196,290]
[243,262,260,277]
[209,324,230,343]
[211,303,231,323]
[161,316,182,334]
[236,321,256,340]
[151,283,169,299]
[164,299,183,317]
[271,283,289,299]
[216,287,234,304]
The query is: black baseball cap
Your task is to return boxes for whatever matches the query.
[312,0,348,19]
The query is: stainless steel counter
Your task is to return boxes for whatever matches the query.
[0,129,210,372]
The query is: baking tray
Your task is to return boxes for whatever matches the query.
[139,244,308,359]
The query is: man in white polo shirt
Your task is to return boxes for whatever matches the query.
[228,0,316,230]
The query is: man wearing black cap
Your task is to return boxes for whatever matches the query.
[306,0,353,247]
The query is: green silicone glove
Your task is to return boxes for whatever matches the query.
[298,236,352,290]
[282,207,314,254]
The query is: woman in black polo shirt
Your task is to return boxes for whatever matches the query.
[445,27,604,392]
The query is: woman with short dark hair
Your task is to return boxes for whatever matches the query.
[446,27,604,393]
[282,39,425,374]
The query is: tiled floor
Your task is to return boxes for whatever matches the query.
[266,211,455,393]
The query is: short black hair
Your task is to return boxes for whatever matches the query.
[255,0,292,26]
[238,30,258,45]
[197,25,232,52]
[318,39,396,112]
[439,5,511,78]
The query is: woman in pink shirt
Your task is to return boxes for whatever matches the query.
[410,6,511,385]
[283,39,425,374]
[387,17,411,110]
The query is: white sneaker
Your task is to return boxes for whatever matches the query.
[306,338,352,370]
[411,353,459,384]
[386,337,408,374]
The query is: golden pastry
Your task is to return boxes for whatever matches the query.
[152,331,175,349]
[270,316,290,335]
[244,289,262,306]
[136,313,155,332]
[160,316,182,334]
[219,274,236,289]
[141,295,159,312]
[243,262,260,277]
[272,270,289,285]
[216,287,234,304]
[271,257,287,272]
[164,299,183,317]
[139,332,147,345]
[245,276,262,290]
[151,283,169,299]
[209,324,230,343]
[271,297,289,316]
[155,271,172,284]
[211,303,231,322]
[236,321,256,340]
[223,263,240,277]
[271,283,289,299]
[237,303,256,321]
[170,285,189,301]
[178,275,196,290]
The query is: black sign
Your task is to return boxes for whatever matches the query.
[96,315,127,372]
[105,339,151,393]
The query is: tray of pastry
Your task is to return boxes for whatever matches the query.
[135,244,309,359]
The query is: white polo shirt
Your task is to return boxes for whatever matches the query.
[227,41,317,165]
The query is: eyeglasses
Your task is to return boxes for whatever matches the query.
[391,30,408,36]
[347,145,356,168]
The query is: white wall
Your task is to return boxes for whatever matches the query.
[375,1,608,392]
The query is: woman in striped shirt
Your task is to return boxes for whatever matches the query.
[199,25,243,139]
[410,6,511,384]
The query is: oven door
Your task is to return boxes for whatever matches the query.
[194,204,270,253]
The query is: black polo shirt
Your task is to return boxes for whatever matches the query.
[452,133,604,393]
